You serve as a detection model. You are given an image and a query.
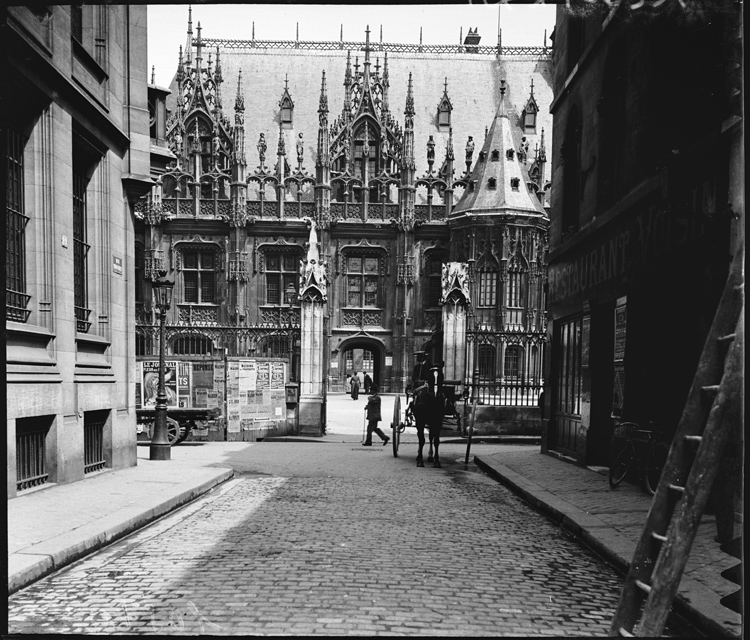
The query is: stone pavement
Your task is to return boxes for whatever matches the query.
[473,448,742,638]
[7,442,244,594]
[7,432,741,637]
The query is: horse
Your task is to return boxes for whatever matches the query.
[408,386,446,468]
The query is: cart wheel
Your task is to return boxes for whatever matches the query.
[392,421,400,457]
[166,417,182,446]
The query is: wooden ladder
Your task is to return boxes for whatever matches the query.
[610,245,744,637]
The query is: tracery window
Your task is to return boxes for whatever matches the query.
[346,255,380,307]
[478,271,498,308]
[266,251,300,305]
[182,249,216,304]
[504,345,523,379]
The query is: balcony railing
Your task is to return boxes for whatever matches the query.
[75,306,92,333]
[6,289,31,322]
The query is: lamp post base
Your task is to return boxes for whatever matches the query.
[149,443,171,461]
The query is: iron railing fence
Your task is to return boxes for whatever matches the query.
[202,38,551,57]
[470,377,544,407]
[84,417,106,474]
[16,428,48,491]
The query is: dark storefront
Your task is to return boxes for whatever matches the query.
[544,181,730,465]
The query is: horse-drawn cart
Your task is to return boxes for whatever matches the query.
[136,407,221,445]
[390,381,465,462]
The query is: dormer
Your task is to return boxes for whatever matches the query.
[521,78,539,134]
[279,75,294,129]
[437,78,453,130]
[463,27,481,54]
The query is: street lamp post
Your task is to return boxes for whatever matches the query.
[150,271,174,461]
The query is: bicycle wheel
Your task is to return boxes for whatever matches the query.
[609,446,634,488]
[644,441,670,495]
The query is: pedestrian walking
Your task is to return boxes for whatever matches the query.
[351,374,360,400]
[357,370,365,389]
[364,372,373,394]
[362,385,389,447]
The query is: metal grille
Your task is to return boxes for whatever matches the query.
[202,38,551,58]
[172,334,214,355]
[6,127,31,322]
[73,169,91,331]
[16,424,48,491]
[84,413,106,474]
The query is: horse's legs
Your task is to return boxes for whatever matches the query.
[416,424,425,467]
[427,432,434,463]
[432,426,442,468]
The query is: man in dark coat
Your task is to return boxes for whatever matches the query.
[350,374,360,400]
[362,385,389,446]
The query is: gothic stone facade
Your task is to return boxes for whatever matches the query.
[136,12,553,437]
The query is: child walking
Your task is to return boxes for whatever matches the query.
[362,385,389,447]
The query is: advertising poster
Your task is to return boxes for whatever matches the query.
[142,361,178,407]
[614,300,627,362]
[271,362,285,389]
[256,362,270,390]
[178,362,191,408]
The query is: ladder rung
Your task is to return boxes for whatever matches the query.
[651,532,668,543]
[669,483,685,495]
[701,385,720,397]
[617,627,635,637]
[684,435,703,446]
[717,333,736,344]
[635,579,652,594]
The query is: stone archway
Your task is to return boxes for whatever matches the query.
[336,336,386,392]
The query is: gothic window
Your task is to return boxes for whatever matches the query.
[504,346,523,379]
[171,334,214,355]
[505,271,524,308]
[346,255,380,307]
[523,107,537,133]
[135,244,145,304]
[488,177,497,190]
[135,331,153,356]
[426,252,447,307]
[279,81,294,129]
[438,107,451,128]
[258,336,291,358]
[437,80,452,130]
[477,344,496,381]
[478,271,498,308]
[6,126,30,322]
[510,177,520,191]
[266,251,299,305]
[505,149,514,160]
[182,249,216,304]
[492,149,500,161]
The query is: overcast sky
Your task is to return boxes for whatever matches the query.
[147,3,557,87]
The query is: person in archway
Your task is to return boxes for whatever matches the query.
[350,374,360,400]
[363,372,373,394]
[362,384,389,447]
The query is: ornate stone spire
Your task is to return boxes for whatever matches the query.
[299,222,327,302]
[451,78,546,219]
[317,71,329,170]
[185,5,193,64]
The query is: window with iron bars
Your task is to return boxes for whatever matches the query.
[172,334,214,356]
[73,165,91,332]
[258,336,291,358]
[16,416,52,491]
[504,345,523,379]
[183,250,216,304]
[6,126,31,322]
[266,251,300,305]
[477,344,497,381]
[84,410,108,474]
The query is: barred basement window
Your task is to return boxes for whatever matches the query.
[266,251,299,305]
[83,410,107,474]
[183,250,216,304]
[16,417,51,491]
[6,126,31,322]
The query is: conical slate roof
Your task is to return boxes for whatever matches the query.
[451,81,546,218]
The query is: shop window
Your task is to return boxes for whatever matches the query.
[266,251,300,305]
[555,317,583,417]
[182,249,216,304]
[346,255,380,307]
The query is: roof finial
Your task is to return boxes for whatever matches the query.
[380,25,383,43]
[252,21,255,41]
[296,22,299,42]
[420,27,423,46]
[530,77,534,96]
[499,79,507,118]
[340,24,343,41]
[151,65,155,85]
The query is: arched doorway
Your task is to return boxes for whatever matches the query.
[337,337,385,392]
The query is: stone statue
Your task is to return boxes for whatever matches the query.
[257,132,267,168]
[296,132,304,167]
[465,136,475,173]
[427,135,435,169]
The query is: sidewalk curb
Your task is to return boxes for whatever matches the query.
[473,454,740,639]
[8,468,234,595]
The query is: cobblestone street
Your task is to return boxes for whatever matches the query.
[7,443,697,636]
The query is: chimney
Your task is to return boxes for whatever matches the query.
[463,27,481,54]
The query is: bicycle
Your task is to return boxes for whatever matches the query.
[609,421,671,496]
